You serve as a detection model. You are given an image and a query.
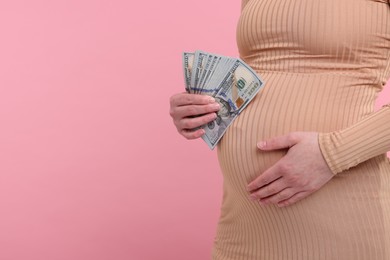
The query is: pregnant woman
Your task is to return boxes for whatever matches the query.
[169,0,390,259]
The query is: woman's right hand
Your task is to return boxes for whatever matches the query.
[169,92,220,139]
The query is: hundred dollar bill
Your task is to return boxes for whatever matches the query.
[182,52,194,92]
[181,50,265,149]
[201,59,264,149]
[203,56,237,96]
[198,55,221,93]
[197,54,214,94]
[190,51,208,93]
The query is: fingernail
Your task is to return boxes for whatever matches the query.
[257,141,266,149]
[208,97,216,103]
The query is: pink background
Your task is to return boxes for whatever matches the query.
[0,1,388,260]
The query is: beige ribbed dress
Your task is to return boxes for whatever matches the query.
[213,0,390,259]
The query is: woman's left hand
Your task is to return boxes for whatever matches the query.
[247,132,334,207]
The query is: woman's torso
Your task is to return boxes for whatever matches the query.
[214,0,390,259]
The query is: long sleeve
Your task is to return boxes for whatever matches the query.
[319,103,390,174]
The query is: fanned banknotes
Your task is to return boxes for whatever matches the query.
[182,50,265,149]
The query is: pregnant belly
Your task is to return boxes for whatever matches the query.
[216,72,377,191]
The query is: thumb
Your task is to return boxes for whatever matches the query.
[257,132,303,151]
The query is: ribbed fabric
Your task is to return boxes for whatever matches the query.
[213,0,390,259]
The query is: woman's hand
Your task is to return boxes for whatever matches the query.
[247,132,334,207]
[169,92,220,139]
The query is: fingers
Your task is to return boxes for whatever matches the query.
[180,128,206,140]
[170,102,220,119]
[247,152,311,207]
[259,188,297,206]
[170,92,215,107]
[249,131,326,207]
[169,92,221,140]
[257,132,303,151]
[177,112,217,131]
[277,191,311,207]
[250,184,311,207]
[249,178,286,200]
[247,164,281,192]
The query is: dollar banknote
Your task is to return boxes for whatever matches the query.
[183,52,194,92]
[182,50,265,149]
